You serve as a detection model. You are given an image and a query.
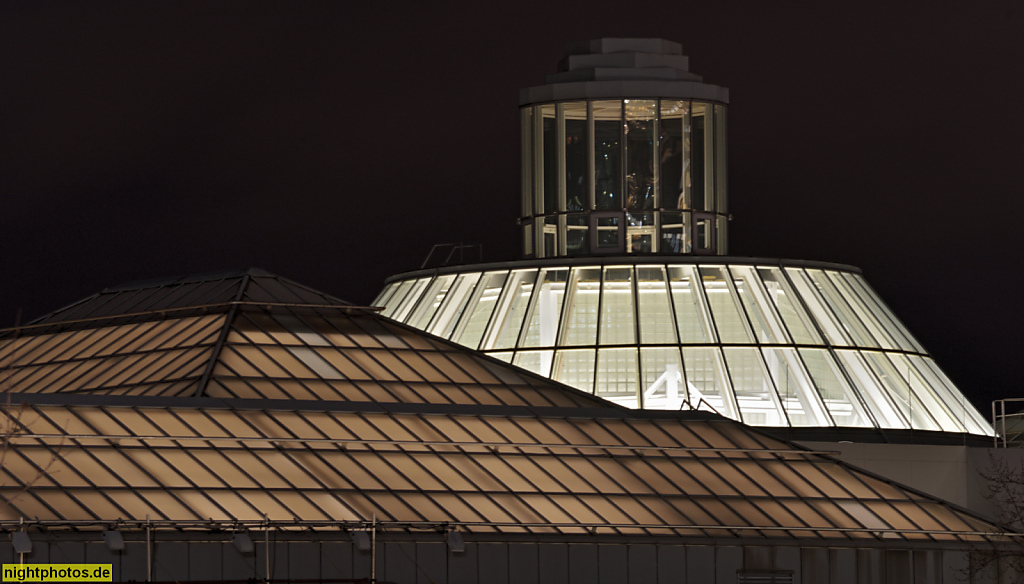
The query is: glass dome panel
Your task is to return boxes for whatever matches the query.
[636,266,677,344]
[520,269,568,348]
[599,267,636,345]
[376,261,993,435]
[700,266,752,343]
[757,267,820,345]
[451,271,506,349]
[561,267,601,346]
[798,348,873,428]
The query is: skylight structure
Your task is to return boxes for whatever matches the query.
[0,270,1002,545]
[373,39,992,436]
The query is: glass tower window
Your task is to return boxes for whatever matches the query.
[522,98,728,258]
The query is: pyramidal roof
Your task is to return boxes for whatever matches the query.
[0,271,1008,543]
[1,269,608,408]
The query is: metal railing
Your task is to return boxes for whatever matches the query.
[992,398,1024,447]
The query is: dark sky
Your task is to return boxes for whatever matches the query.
[2,1,1023,410]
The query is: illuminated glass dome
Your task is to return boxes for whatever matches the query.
[373,39,992,436]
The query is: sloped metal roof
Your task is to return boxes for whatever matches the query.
[0,271,1009,543]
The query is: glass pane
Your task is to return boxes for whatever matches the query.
[911,355,991,435]
[667,265,715,342]
[408,275,455,330]
[593,100,622,210]
[596,348,638,408]
[681,347,737,420]
[566,213,588,254]
[552,349,596,394]
[427,272,482,339]
[521,106,533,218]
[380,281,413,318]
[371,282,397,308]
[625,99,656,212]
[660,100,687,210]
[560,268,601,346]
[600,267,635,345]
[541,104,558,214]
[660,211,688,254]
[762,348,832,426]
[482,270,538,350]
[785,268,850,346]
[834,350,907,428]
[513,350,554,378]
[564,102,588,212]
[520,269,569,348]
[861,351,940,431]
[845,273,923,352]
[806,270,878,348]
[640,347,685,409]
[691,102,708,210]
[452,271,507,350]
[826,271,897,350]
[392,277,431,322]
[700,266,752,343]
[714,104,727,213]
[636,266,677,343]
[729,265,788,343]
[886,353,963,432]
[757,267,820,344]
[723,347,787,426]
[798,349,874,427]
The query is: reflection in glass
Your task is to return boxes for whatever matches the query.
[660,100,687,209]
[600,267,635,345]
[593,101,622,210]
[596,348,638,408]
[625,100,656,212]
[564,102,588,212]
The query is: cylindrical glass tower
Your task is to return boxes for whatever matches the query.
[519,38,729,258]
[373,38,993,437]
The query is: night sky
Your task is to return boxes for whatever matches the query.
[3,2,1022,411]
